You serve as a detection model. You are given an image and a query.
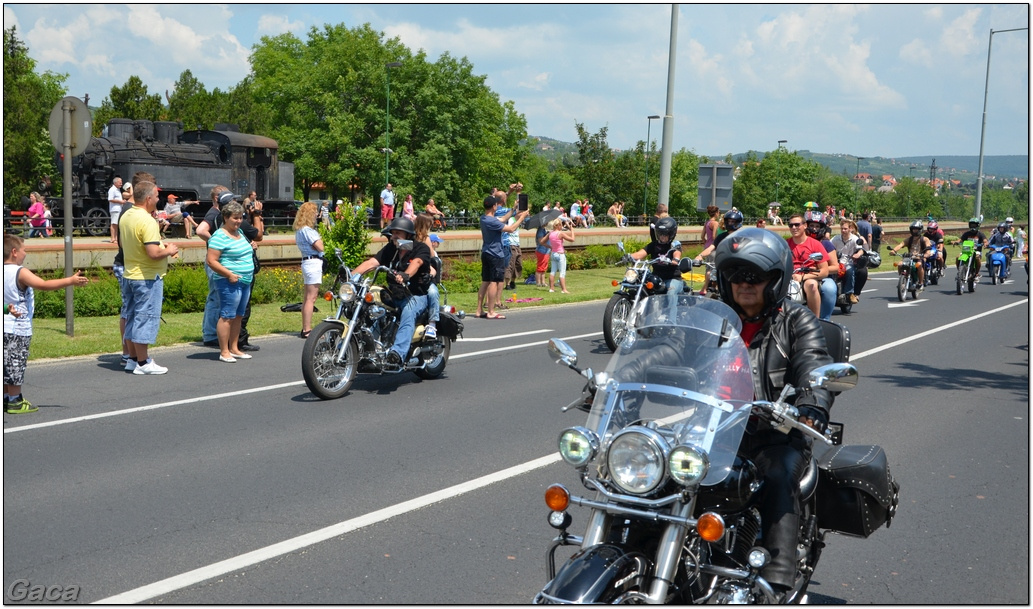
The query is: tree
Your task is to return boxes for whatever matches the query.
[3,26,67,208]
[92,76,165,133]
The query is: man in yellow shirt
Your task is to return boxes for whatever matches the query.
[119,181,179,374]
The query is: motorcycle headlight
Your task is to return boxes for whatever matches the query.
[338,283,356,302]
[606,428,667,495]
[668,445,709,487]
[558,427,598,468]
[623,269,639,283]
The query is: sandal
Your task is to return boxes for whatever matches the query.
[300,330,311,339]
[486,313,507,319]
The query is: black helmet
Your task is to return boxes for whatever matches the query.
[909,220,923,234]
[654,216,678,241]
[723,209,743,232]
[968,216,981,229]
[714,227,793,321]
[997,221,1009,233]
[381,217,415,237]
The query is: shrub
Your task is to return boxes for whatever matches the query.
[319,204,372,274]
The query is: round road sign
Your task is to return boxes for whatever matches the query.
[48,96,93,157]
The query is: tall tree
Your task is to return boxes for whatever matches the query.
[92,76,165,134]
[3,26,67,208]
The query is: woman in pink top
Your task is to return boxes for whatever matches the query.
[402,194,416,221]
[541,217,575,293]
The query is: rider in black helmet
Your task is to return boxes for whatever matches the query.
[889,220,934,289]
[351,215,433,368]
[630,215,684,314]
[713,227,835,599]
[958,217,989,280]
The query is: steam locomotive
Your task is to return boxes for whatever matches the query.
[48,118,295,236]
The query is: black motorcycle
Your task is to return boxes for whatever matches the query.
[301,248,464,400]
[535,296,899,604]
[602,243,699,352]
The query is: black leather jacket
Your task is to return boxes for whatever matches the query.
[744,301,834,421]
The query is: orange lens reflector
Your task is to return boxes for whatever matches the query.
[544,484,570,511]
[323,291,333,301]
[645,281,654,290]
[365,293,374,303]
[697,512,725,542]
[612,280,619,287]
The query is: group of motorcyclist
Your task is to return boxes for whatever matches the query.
[891,215,1021,285]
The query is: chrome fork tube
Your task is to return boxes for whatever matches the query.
[580,506,611,549]
[334,289,365,363]
[647,500,694,603]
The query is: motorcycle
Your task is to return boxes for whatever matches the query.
[922,248,944,286]
[955,239,980,295]
[888,249,921,302]
[602,242,699,352]
[986,244,1011,285]
[535,296,899,604]
[301,248,464,400]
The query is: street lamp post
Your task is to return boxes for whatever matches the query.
[642,115,660,218]
[974,27,1027,219]
[775,139,787,206]
[908,164,915,218]
[854,156,864,212]
[384,61,402,186]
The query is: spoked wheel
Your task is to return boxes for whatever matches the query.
[967,267,976,293]
[603,295,634,352]
[956,268,964,295]
[84,207,110,237]
[896,275,907,302]
[301,321,358,400]
[414,338,450,379]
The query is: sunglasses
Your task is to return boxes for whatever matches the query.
[723,267,774,285]
[788,222,803,228]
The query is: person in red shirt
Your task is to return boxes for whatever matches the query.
[785,213,827,317]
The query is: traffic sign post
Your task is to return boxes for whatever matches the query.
[48,96,92,336]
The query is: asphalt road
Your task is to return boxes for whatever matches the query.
[3,270,1029,604]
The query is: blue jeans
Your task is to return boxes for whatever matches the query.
[818,277,836,321]
[842,264,856,295]
[391,294,429,359]
[427,284,440,323]
[666,278,684,318]
[215,278,252,319]
[202,263,219,342]
[124,277,164,345]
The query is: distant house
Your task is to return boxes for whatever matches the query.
[881,174,897,187]
[854,172,873,183]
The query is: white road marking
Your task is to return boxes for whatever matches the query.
[3,332,604,435]
[459,328,555,342]
[887,300,924,308]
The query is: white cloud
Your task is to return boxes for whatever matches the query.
[940,8,982,57]
[257,14,305,36]
[899,39,934,68]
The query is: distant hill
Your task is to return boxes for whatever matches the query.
[528,136,1028,182]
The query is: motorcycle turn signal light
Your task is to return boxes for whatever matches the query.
[323,291,334,301]
[644,281,655,289]
[612,279,619,287]
[545,484,570,511]
[696,512,725,542]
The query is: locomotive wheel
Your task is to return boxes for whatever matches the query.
[84,208,110,237]
[301,322,358,400]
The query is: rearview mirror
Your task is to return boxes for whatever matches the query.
[678,257,695,274]
[548,338,578,368]
[807,363,858,393]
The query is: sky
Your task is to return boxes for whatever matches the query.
[4,3,1030,160]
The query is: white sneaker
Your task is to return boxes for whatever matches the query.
[424,324,437,339]
[125,359,138,372]
[133,359,168,375]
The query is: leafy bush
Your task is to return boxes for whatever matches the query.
[319,204,372,273]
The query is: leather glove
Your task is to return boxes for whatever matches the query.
[797,406,828,434]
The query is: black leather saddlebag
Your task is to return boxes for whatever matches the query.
[815,444,899,538]
[436,311,464,340]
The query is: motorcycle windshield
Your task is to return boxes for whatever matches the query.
[585,296,754,486]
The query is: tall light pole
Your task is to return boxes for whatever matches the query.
[384,61,402,186]
[854,156,864,212]
[775,139,787,206]
[974,27,1027,219]
[908,164,915,218]
[642,114,660,217]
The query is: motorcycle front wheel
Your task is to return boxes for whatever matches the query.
[414,338,451,379]
[302,322,359,400]
[603,294,634,352]
[956,267,964,295]
[991,265,998,285]
[896,274,907,302]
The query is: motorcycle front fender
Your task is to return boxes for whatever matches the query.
[538,544,652,604]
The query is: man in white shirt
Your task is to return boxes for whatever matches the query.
[379,183,395,230]
[108,176,124,243]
